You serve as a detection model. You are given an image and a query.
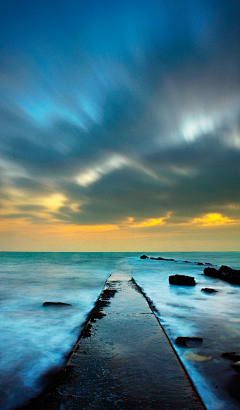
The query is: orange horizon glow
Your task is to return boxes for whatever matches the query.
[0,210,240,252]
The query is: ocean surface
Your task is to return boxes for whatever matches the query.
[0,252,240,410]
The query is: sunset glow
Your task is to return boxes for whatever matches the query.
[0,0,239,251]
[190,213,236,227]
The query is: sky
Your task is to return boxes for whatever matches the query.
[0,0,240,251]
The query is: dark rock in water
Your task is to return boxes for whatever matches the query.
[205,262,212,266]
[204,266,240,285]
[175,336,203,347]
[221,352,240,361]
[197,262,204,265]
[219,265,234,274]
[169,274,196,286]
[219,265,240,277]
[204,267,221,278]
[201,288,218,294]
[231,361,240,373]
[43,302,72,307]
[183,260,191,263]
[148,256,176,262]
[149,256,169,261]
[140,255,149,259]
[229,374,240,401]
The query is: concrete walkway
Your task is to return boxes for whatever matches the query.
[25,271,205,410]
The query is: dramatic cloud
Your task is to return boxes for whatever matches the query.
[0,0,240,250]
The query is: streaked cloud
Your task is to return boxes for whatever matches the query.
[0,0,240,250]
[76,155,129,187]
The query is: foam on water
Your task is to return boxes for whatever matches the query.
[128,252,240,410]
[0,252,240,410]
[0,252,121,410]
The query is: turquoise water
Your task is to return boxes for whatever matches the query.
[0,252,239,409]
[128,252,240,410]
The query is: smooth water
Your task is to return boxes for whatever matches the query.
[128,252,240,410]
[0,252,240,410]
[0,252,121,410]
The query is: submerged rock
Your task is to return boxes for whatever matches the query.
[175,336,203,347]
[169,274,196,286]
[197,262,204,265]
[43,302,72,307]
[221,352,240,361]
[201,288,218,294]
[150,256,165,260]
[184,351,211,361]
[140,255,149,259]
[229,374,240,401]
[231,361,240,373]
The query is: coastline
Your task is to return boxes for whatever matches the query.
[21,270,205,410]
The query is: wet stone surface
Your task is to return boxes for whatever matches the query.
[22,272,205,410]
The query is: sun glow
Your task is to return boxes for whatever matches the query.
[50,224,119,233]
[40,193,67,211]
[126,214,170,228]
[190,213,235,226]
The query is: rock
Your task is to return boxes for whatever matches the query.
[204,267,223,278]
[175,336,203,347]
[231,361,240,373]
[219,265,235,274]
[205,262,212,266]
[201,288,218,294]
[197,262,204,265]
[183,260,191,263]
[149,256,172,261]
[229,374,240,401]
[169,274,196,286]
[148,256,176,261]
[43,302,72,307]
[140,255,149,259]
[221,352,240,361]
[204,266,240,285]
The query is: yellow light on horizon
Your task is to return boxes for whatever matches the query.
[190,213,235,226]
[127,216,168,228]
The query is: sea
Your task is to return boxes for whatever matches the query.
[0,252,240,410]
